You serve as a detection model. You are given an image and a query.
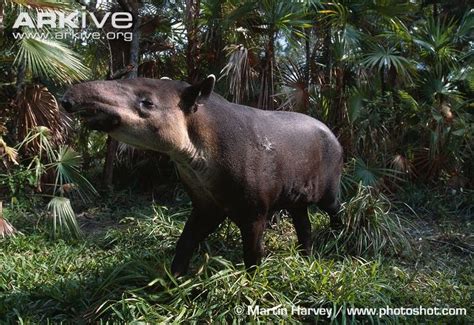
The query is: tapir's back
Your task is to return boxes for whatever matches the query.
[199,95,343,210]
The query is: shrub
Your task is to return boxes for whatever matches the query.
[315,184,412,257]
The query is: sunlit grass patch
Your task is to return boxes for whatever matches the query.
[90,254,393,323]
[0,196,471,323]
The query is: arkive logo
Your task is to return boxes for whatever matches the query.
[13,11,133,29]
[11,10,134,42]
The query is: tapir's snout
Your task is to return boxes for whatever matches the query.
[60,95,75,113]
[61,84,88,113]
[61,82,123,132]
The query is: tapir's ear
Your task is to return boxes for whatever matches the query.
[198,74,215,98]
[180,74,215,113]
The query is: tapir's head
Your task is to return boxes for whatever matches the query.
[61,76,215,153]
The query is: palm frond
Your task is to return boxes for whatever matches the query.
[336,23,363,60]
[361,44,413,78]
[347,87,364,123]
[419,73,463,104]
[47,196,81,239]
[0,137,19,166]
[18,125,56,161]
[0,201,16,238]
[258,0,310,34]
[219,44,255,104]
[14,37,90,85]
[7,0,74,10]
[319,2,349,28]
[413,16,460,69]
[0,217,16,238]
[52,146,98,201]
[276,59,308,112]
[455,9,474,42]
[342,158,405,196]
[15,84,65,150]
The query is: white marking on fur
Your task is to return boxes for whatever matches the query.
[262,136,274,151]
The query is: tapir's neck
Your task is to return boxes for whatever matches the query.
[169,136,217,205]
[171,142,209,173]
[168,111,215,175]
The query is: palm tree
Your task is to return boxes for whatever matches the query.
[102,0,142,189]
[2,0,90,145]
[410,12,473,180]
[100,0,178,189]
[12,127,98,238]
[1,0,95,238]
[184,0,202,82]
[215,0,309,109]
[220,44,256,104]
[253,0,309,109]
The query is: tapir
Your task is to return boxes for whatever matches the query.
[61,75,343,276]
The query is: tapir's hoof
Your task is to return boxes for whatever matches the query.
[172,272,183,278]
[171,263,188,278]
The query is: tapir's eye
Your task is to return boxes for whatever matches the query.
[140,99,154,108]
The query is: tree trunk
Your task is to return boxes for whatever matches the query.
[103,136,119,188]
[304,28,311,89]
[12,62,26,144]
[102,1,141,189]
[323,26,332,88]
[258,31,276,110]
[322,25,334,124]
[185,0,201,83]
[334,66,345,130]
[380,68,386,94]
[208,0,224,76]
[128,8,141,78]
[78,126,91,170]
[0,1,4,36]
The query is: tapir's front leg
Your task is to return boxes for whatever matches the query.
[171,208,224,277]
[239,217,267,271]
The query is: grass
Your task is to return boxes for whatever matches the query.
[0,188,472,323]
[314,184,412,258]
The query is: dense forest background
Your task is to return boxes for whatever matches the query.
[0,0,472,323]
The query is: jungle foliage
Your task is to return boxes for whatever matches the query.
[0,0,472,323]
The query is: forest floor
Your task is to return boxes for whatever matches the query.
[0,187,472,323]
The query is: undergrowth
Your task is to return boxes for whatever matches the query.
[0,188,472,323]
[315,184,412,258]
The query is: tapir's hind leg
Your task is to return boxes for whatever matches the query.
[171,209,225,277]
[318,185,342,228]
[289,206,312,255]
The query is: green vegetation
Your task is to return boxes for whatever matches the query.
[315,184,412,257]
[1,188,472,323]
[0,0,472,323]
